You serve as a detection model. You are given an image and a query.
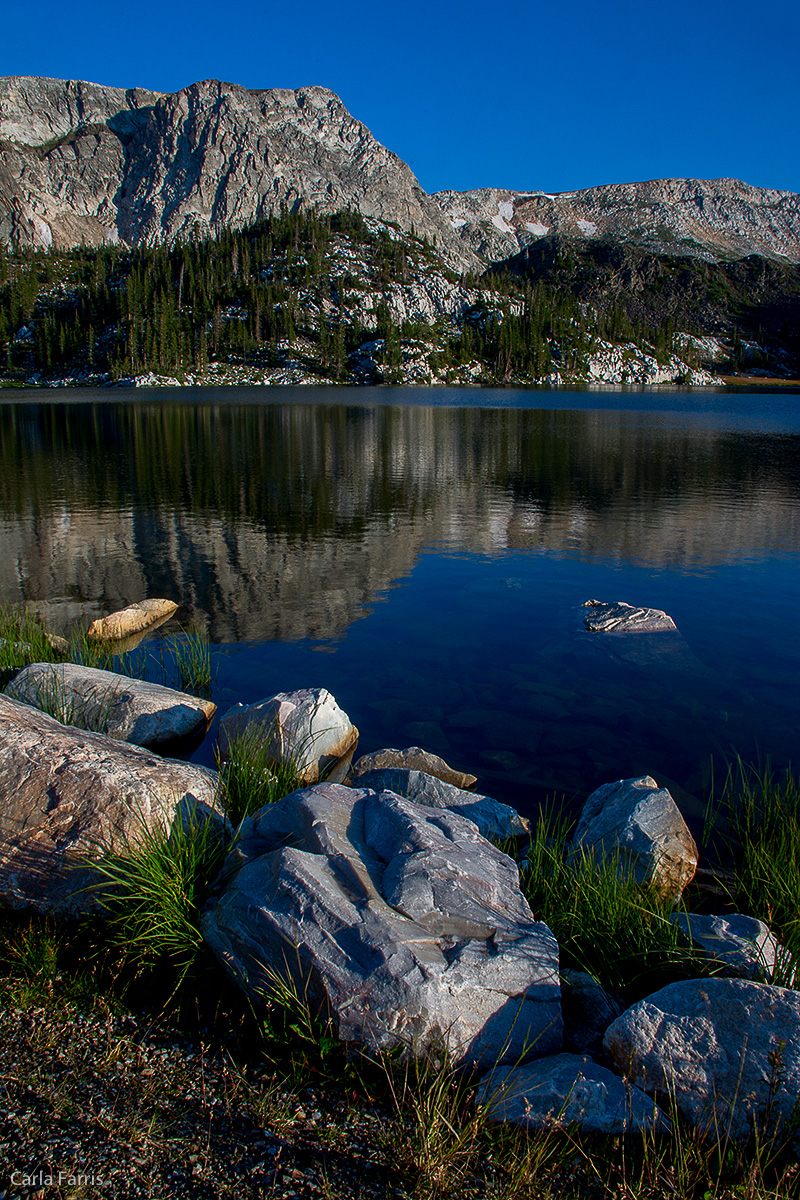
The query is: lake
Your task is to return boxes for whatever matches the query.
[2,385,799,838]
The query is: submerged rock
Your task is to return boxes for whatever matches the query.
[352,746,477,790]
[201,783,562,1067]
[583,599,677,633]
[219,687,358,785]
[604,978,800,1140]
[5,662,215,748]
[0,694,220,915]
[572,775,697,902]
[353,768,527,840]
[477,1053,668,1134]
[87,598,178,640]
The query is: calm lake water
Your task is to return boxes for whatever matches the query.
[2,385,799,835]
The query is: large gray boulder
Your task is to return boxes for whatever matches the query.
[219,687,358,785]
[583,599,678,633]
[670,912,781,982]
[86,598,178,640]
[353,768,528,841]
[0,694,220,915]
[572,775,697,902]
[201,783,562,1067]
[604,978,800,1140]
[5,662,216,748]
[477,1053,669,1134]
[352,747,477,790]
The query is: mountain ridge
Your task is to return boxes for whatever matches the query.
[1,74,799,268]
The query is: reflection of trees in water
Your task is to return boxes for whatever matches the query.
[0,398,798,640]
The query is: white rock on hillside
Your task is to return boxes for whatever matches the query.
[219,687,358,785]
[5,662,215,748]
[571,775,697,902]
[604,978,800,1140]
[0,693,220,915]
[201,783,562,1067]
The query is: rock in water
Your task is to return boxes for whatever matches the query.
[583,599,677,632]
[5,662,215,747]
[352,746,477,790]
[219,688,358,785]
[353,768,527,840]
[201,783,562,1067]
[0,694,220,915]
[477,1053,668,1134]
[604,978,800,1140]
[571,775,697,902]
[86,599,178,640]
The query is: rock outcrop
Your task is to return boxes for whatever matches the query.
[201,783,562,1067]
[0,693,219,915]
[5,662,215,747]
[0,76,474,268]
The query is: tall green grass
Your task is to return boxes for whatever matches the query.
[216,722,305,827]
[166,624,213,697]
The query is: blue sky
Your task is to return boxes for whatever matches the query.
[3,0,798,195]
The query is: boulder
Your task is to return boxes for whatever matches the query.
[572,775,697,902]
[352,747,477,790]
[86,598,178,641]
[583,599,677,633]
[5,662,216,748]
[477,1053,669,1134]
[0,694,220,915]
[219,688,358,785]
[353,768,528,841]
[561,969,624,1055]
[603,978,800,1140]
[201,783,562,1068]
[670,912,780,982]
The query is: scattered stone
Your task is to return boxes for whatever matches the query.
[561,970,624,1055]
[87,599,178,641]
[604,978,800,1140]
[5,662,216,748]
[351,746,477,790]
[571,775,698,902]
[353,768,528,840]
[477,1053,668,1134]
[670,912,780,982]
[583,599,677,633]
[0,694,220,915]
[201,783,562,1068]
[219,687,358,785]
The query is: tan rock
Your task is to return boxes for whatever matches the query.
[87,599,178,641]
[352,746,477,790]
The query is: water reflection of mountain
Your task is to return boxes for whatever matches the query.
[1,400,798,641]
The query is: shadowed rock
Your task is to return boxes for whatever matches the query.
[477,1053,669,1134]
[5,662,215,748]
[201,783,562,1067]
[604,978,800,1140]
[0,693,220,915]
[670,912,783,982]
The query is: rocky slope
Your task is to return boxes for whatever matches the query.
[0,75,474,268]
[433,178,800,265]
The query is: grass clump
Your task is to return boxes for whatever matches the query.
[216,722,304,827]
[92,804,229,987]
[166,623,213,697]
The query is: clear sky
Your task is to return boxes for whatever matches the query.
[3,0,798,196]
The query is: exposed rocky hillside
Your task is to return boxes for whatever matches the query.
[0,75,474,268]
[433,179,800,265]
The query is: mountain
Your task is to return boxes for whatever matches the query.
[432,179,800,265]
[0,75,474,267]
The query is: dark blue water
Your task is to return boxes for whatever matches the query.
[2,386,799,834]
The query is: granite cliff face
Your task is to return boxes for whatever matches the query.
[0,75,473,266]
[432,178,800,265]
